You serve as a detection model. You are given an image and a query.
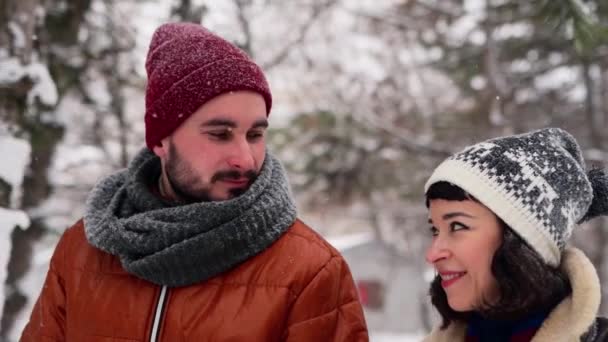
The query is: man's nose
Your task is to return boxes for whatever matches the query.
[226,138,255,170]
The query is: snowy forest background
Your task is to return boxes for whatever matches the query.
[1,0,608,341]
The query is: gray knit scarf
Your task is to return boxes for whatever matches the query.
[84,148,297,287]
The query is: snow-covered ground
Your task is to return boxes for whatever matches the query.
[371,331,424,341]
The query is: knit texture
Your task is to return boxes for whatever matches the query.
[425,128,608,266]
[83,148,296,287]
[144,22,272,149]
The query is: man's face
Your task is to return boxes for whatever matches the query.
[153,91,268,202]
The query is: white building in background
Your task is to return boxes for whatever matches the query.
[329,232,434,338]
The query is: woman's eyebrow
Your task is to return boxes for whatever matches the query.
[442,212,474,220]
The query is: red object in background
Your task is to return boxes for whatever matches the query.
[356,280,385,310]
[358,282,369,305]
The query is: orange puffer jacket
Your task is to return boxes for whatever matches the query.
[21,219,368,341]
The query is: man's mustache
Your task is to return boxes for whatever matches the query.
[211,169,257,183]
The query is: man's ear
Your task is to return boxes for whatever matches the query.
[152,137,169,159]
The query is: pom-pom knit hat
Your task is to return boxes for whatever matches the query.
[144,22,272,149]
[425,128,608,266]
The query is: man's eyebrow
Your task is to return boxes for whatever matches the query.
[199,118,269,129]
[252,119,269,129]
[200,118,237,128]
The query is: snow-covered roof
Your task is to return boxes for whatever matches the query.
[327,231,374,252]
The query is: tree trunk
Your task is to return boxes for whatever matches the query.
[172,0,206,23]
[0,0,89,337]
[583,60,603,149]
[582,59,608,314]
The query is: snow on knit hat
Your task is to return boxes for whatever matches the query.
[144,22,272,149]
[424,128,608,266]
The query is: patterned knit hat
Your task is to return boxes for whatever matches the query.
[425,128,608,266]
[144,22,272,149]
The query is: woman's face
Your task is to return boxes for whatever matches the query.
[426,199,503,312]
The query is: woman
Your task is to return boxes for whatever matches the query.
[423,128,608,341]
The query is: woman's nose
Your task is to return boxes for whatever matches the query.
[425,237,450,264]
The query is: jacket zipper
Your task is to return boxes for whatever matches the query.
[149,285,169,342]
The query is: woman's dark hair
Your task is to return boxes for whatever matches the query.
[425,181,572,328]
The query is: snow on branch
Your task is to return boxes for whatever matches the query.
[0,57,59,107]
[0,135,31,208]
[0,208,30,232]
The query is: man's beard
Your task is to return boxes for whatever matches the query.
[164,143,257,203]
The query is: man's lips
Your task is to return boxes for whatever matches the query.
[220,178,250,186]
[212,169,257,185]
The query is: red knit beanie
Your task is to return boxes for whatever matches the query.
[144,22,272,149]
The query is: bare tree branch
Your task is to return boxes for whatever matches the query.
[411,0,464,18]
[172,0,206,23]
[234,0,253,55]
[343,8,422,32]
[483,15,512,98]
[262,0,337,70]
[354,111,453,156]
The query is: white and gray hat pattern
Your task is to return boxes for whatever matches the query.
[425,128,608,266]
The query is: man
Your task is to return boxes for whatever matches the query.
[21,22,368,341]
